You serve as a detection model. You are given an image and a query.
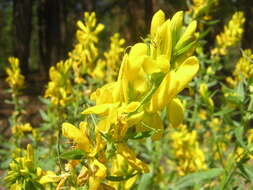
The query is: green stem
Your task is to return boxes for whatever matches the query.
[128,85,157,117]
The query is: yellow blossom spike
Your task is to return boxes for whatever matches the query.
[5,57,24,96]
[212,11,245,56]
[167,98,184,127]
[170,125,207,175]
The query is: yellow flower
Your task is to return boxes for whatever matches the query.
[88,159,107,190]
[212,11,245,56]
[188,0,218,19]
[150,10,165,38]
[232,49,253,84]
[62,122,104,156]
[12,123,33,135]
[199,83,208,97]
[149,56,199,112]
[167,98,184,127]
[44,60,72,107]
[136,111,163,140]
[69,12,104,79]
[61,10,200,187]
[117,143,149,173]
[170,125,207,176]
[5,144,58,189]
[5,57,24,95]
[109,154,138,190]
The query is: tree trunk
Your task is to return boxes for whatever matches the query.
[38,0,66,78]
[145,0,153,33]
[13,0,33,75]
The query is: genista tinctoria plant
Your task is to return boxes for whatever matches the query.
[5,57,39,148]
[4,144,60,189]
[60,10,199,189]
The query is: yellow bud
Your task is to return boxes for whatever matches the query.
[170,11,183,46]
[150,10,165,38]
[175,21,197,51]
[167,98,184,127]
[199,83,207,97]
[27,144,34,162]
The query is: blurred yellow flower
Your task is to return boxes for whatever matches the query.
[5,57,24,96]
[212,11,245,56]
[170,125,207,176]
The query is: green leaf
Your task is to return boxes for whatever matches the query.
[248,95,253,111]
[39,96,51,105]
[213,108,234,116]
[234,126,248,150]
[150,72,165,87]
[244,165,253,182]
[106,173,138,181]
[39,110,49,122]
[174,40,196,58]
[127,130,155,140]
[173,168,224,189]
[236,81,245,101]
[137,172,153,190]
[60,149,85,160]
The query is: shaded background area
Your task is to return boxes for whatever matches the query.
[0,0,253,129]
[0,0,252,78]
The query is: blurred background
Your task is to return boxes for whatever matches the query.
[0,0,253,79]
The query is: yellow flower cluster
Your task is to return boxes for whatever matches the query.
[44,60,72,107]
[170,125,207,176]
[70,12,104,83]
[4,144,57,189]
[62,10,199,189]
[212,11,245,56]
[12,123,33,134]
[93,33,125,81]
[227,49,253,86]
[5,57,24,96]
[45,12,125,106]
[188,0,218,19]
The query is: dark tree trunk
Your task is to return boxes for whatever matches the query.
[13,0,33,75]
[241,0,253,50]
[127,0,145,43]
[83,0,96,11]
[145,0,153,33]
[38,0,67,78]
